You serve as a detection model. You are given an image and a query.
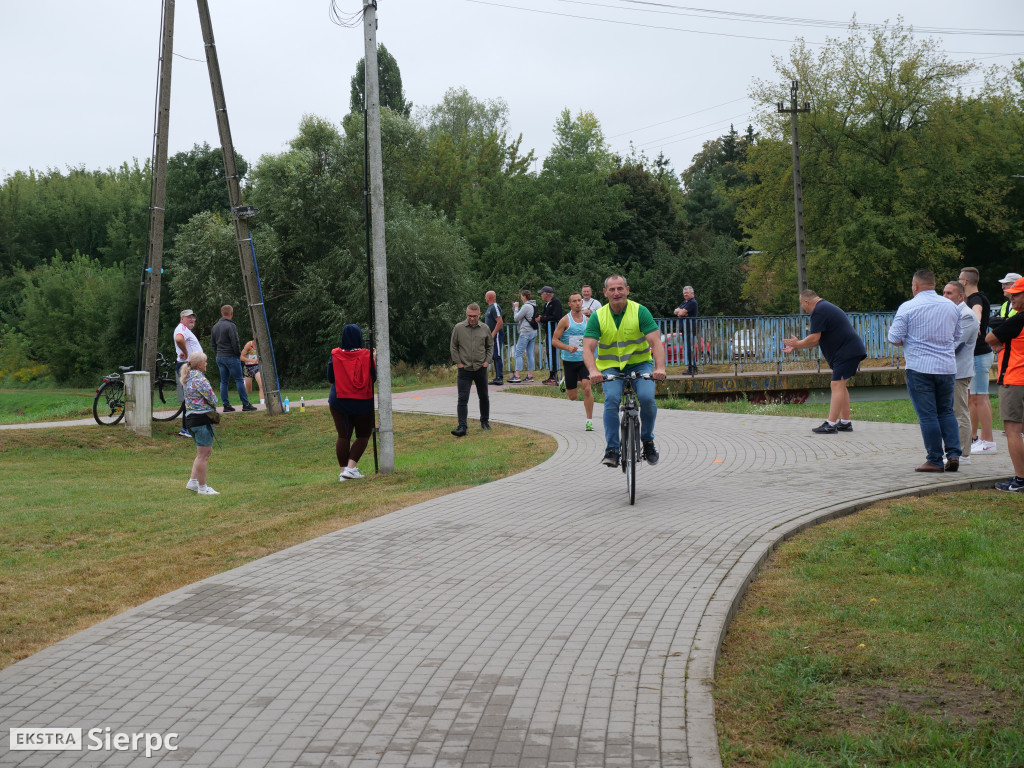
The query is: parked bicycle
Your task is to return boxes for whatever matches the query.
[93,352,184,426]
[603,370,654,505]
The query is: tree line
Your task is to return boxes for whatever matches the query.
[1,24,1021,385]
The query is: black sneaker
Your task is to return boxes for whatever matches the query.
[836,421,853,432]
[643,441,659,465]
[223,404,236,413]
[451,425,467,437]
[602,449,620,467]
[480,421,491,430]
[811,421,837,434]
[241,403,258,412]
[488,379,504,386]
[995,477,1024,492]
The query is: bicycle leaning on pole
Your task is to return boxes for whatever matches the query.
[602,370,654,506]
[93,352,185,426]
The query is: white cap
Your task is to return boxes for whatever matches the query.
[999,272,1023,285]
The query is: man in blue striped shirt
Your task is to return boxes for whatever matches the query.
[888,270,963,472]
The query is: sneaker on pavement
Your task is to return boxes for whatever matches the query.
[585,420,594,432]
[341,467,364,480]
[489,379,504,386]
[602,449,620,467]
[972,440,998,454]
[836,421,853,432]
[197,485,220,495]
[242,403,258,411]
[994,477,1024,492]
[185,478,200,492]
[507,376,522,383]
[223,404,236,413]
[178,429,192,438]
[542,378,558,385]
[812,421,838,434]
[643,440,659,466]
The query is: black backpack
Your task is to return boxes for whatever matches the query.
[527,306,539,330]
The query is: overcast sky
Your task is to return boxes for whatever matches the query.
[2,0,1021,181]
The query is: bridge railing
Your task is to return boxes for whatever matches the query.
[496,312,902,377]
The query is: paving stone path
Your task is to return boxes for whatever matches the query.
[0,388,1011,767]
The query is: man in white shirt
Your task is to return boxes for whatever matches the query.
[888,270,962,472]
[173,309,203,437]
[579,285,602,317]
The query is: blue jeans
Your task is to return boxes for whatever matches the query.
[601,361,656,453]
[492,335,503,380]
[216,356,251,407]
[905,369,960,467]
[514,331,536,373]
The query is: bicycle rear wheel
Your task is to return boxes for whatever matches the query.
[623,415,637,505]
[93,380,126,425]
[152,378,185,422]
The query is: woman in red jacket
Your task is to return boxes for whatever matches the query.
[328,324,376,482]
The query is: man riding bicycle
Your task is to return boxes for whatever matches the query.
[583,274,667,467]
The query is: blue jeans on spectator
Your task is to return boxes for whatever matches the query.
[514,331,536,374]
[492,335,503,381]
[217,355,251,407]
[905,369,960,467]
[601,361,656,453]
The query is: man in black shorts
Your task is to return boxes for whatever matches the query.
[782,289,867,434]
[551,292,595,431]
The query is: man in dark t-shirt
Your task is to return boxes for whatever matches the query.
[484,290,504,385]
[673,285,699,374]
[782,290,867,434]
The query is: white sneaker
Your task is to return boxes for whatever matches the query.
[971,440,998,454]
[341,467,364,480]
[185,478,199,492]
[959,455,971,465]
[339,471,348,482]
[197,485,220,495]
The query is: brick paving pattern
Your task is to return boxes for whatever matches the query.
[0,388,1011,766]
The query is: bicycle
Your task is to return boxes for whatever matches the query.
[603,371,654,505]
[93,352,185,426]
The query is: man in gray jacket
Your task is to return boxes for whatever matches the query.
[210,305,256,413]
[450,303,493,436]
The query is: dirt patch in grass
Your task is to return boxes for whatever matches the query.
[832,678,1019,730]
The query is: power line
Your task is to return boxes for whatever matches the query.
[607,97,749,139]
[604,0,1024,36]
[466,0,1024,54]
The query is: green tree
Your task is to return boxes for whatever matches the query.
[349,43,412,117]
[17,253,134,383]
[737,20,1021,311]
[165,142,247,242]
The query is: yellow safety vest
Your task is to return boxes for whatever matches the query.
[595,301,652,371]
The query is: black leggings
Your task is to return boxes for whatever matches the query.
[330,406,374,467]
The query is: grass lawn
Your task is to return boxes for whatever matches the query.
[0,409,554,670]
[716,492,1024,767]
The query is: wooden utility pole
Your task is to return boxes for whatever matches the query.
[778,80,811,306]
[363,1,395,473]
[196,0,283,415]
[140,0,175,380]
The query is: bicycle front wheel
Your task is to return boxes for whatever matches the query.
[93,380,126,426]
[623,416,637,505]
[152,378,185,422]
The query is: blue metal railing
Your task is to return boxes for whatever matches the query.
[495,312,902,376]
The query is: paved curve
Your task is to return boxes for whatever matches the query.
[0,388,1012,767]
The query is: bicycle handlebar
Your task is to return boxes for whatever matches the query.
[601,371,655,382]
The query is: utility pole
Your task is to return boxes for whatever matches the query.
[778,79,811,306]
[363,1,395,473]
[196,0,283,415]
[140,0,175,381]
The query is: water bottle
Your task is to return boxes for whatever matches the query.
[300,396,305,414]
[283,396,290,413]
